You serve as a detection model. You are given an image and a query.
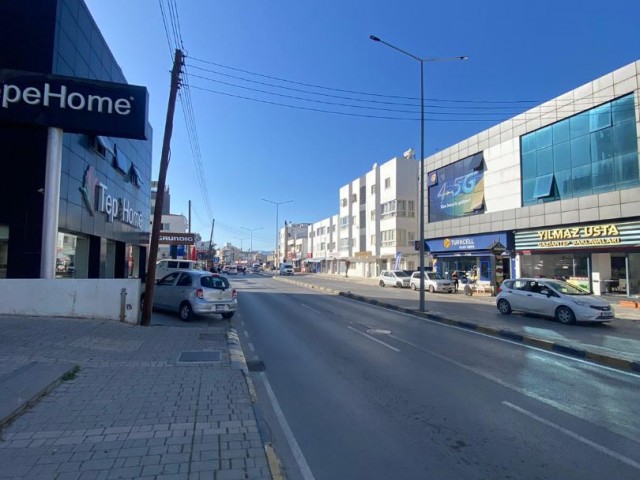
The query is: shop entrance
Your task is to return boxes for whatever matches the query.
[440,257,490,283]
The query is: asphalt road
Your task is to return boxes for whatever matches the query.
[231,274,640,480]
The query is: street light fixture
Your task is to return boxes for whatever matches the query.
[370,34,467,313]
[241,226,263,253]
[262,198,293,267]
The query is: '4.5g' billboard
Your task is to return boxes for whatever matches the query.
[428,152,485,222]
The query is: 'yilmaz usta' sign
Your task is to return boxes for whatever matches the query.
[0,69,148,140]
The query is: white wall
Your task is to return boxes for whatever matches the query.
[0,279,142,324]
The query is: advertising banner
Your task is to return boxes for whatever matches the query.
[515,221,640,250]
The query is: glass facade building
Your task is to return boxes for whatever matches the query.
[0,0,152,279]
[521,94,638,206]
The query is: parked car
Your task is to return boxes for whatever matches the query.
[410,271,454,293]
[251,263,262,273]
[496,278,615,325]
[378,270,411,288]
[279,263,294,275]
[226,266,238,275]
[144,270,237,321]
[156,259,199,278]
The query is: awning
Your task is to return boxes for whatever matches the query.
[303,258,324,263]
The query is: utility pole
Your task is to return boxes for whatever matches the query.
[208,218,215,270]
[141,48,184,326]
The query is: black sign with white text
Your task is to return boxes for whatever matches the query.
[0,69,148,140]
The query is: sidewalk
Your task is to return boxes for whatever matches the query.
[275,273,640,372]
[0,315,270,480]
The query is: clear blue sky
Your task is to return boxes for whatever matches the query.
[84,0,640,252]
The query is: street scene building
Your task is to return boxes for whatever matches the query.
[0,0,152,280]
[424,60,640,296]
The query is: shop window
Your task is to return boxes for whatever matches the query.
[112,144,127,174]
[129,164,143,188]
[56,232,89,279]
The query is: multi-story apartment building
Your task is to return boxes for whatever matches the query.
[338,153,419,277]
[309,215,339,273]
[279,222,312,270]
[423,60,640,296]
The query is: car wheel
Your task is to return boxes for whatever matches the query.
[179,302,193,322]
[379,280,385,287]
[222,312,235,319]
[428,285,435,293]
[395,282,402,288]
[411,283,417,291]
[556,306,576,325]
[497,299,512,315]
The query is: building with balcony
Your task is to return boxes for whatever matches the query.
[308,215,339,273]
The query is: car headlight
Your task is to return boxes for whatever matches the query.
[572,299,588,306]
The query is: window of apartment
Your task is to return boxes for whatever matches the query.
[370,210,376,221]
[408,231,415,246]
[341,198,347,207]
[129,164,142,188]
[370,235,376,246]
[381,229,395,247]
[320,242,326,250]
[340,217,350,228]
[397,200,406,217]
[340,238,350,249]
[331,225,336,233]
[521,93,639,206]
[381,200,397,219]
[384,177,391,189]
[360,185,366,205]
[351,193,357,203]
[112,144,127,174]
[351,216,357,228]
[370,184,376,195]
[397,229,406,246]
[407,201,415,217]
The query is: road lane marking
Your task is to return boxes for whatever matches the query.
[301,303,322,314]
[248,342,255,352]
[244,330,249,338]
[502,401,640,470]
[387,333,639,444]
[347,326,400,352]
[259,372,316,480]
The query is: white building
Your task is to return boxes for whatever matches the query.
[309,215,339,273]
[156,214,189,260]
[338,154,419,277]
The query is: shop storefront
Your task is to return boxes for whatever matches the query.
[426,232,514,285]
[515,220,640,296]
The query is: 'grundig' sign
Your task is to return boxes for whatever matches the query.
[159,233,196,245]
[0,69,148,140]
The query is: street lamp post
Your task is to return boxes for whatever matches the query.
[241,226,263,254]
[370,34,467,313]
[262,198,293,268]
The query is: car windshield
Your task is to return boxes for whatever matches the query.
[429,273,444,280]
[394,271,409,277]
[544,280,590,295]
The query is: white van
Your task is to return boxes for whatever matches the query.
[155,259,200,278]
[279,263,294,276]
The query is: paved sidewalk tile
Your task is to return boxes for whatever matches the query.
[0,317,271,479]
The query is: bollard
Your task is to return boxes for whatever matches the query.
[120,288,127,322]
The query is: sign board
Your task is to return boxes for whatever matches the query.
[0,69,148,140]
[159,232,196,245]
[515,221,640,250]
[424,233,509,253]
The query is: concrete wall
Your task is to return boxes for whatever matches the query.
[0,279,142,324]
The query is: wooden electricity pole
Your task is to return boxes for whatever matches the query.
[141,48,184,326]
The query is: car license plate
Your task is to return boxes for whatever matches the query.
[216,305,225,311]
[599,314,614,319]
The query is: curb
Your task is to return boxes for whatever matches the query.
[274,277,640,374]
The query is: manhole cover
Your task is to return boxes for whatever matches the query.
[366,329,392,335]
[177,351,221,363]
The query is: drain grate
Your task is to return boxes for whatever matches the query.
[177,351,221,364]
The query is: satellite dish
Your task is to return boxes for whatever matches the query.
[403,148,415,160]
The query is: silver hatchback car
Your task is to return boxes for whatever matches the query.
[149,270,237,321]
[496,278,614,325]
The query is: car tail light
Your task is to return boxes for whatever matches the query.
[196,288,204,299]
[232,289,237,300]
[497,286,502,293]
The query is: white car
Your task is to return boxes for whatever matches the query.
[378,270,411,288]
[496,278,615,325]
[410,271,454,293]
[156,259,199,278]
[279,264,294,275]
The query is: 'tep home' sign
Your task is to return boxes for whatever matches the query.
[0,69,148,140]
